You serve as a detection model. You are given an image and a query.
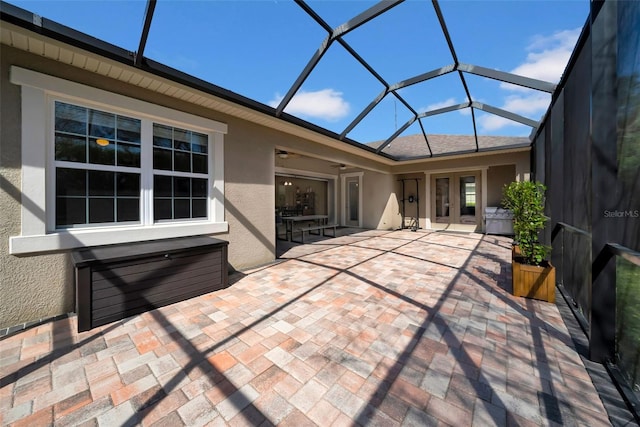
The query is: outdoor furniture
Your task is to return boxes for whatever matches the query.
[291,222,338,244]
[280,207,303,217]
[281,214,330,242]
[72,236,229,332]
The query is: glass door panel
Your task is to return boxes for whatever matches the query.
[435,177,450,223]
[459,176,477,224]
[347,180,359,226]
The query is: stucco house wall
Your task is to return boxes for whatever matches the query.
[487,164,517,207]
[362,171,401,230]
[1,55,76,327]
[0,45,383,328]
[384,154,527,232]
[0,38,530,330]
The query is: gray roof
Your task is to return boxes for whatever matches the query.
[368,134,530,159]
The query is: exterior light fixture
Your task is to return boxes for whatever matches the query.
[96,138,109,147]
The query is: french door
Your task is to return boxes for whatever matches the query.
[432,171,481,230]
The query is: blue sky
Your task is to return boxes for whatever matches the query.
[8,0,590,144]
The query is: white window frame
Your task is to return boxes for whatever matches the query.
[9,66,228,255]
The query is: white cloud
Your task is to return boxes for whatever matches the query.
[478,92,550,132]
[268,89,350,122]
[478,115,513,132]
[527,28,581,54]
[501,27,581,90]
[481,28,579,132]
[421,97,458,112]
[502,93,551,116]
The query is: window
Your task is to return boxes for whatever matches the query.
[53,102,214,228]
[10,66,227,254]
[465,182,476,207]
[54,102,142,228]
[152,124,208,221]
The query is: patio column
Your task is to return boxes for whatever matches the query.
[423,172,431,229]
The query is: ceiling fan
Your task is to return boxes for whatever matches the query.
[330,163,348,170]
[276,149,301,159]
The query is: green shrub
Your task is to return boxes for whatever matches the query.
[502,180,550,265]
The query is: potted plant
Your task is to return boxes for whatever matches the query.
[502,180,555,303]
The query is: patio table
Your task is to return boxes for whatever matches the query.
[282,215,329,241]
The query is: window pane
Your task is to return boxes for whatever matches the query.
[52,102,214,228]
[89,138,115,165]
[154,199,172,220]
[55,102,86,134]
[192,199,207,218]
[154,175,172,197]
[117,172,140,196]
[56,168,86,196]
[88,110,115,139]
[192,154,207,174]
[174,151,191,172]
[192,132,208,153]
[56,197,86,226]
[117,116,141,143]
[88,170,114,196]
[192,178,207,197]
[117,198,139,222]
[55,134,87,162]
[89,198,114,223]
[174,199,190,219]
[153,124,172,148]
[117,143,141,167]
[174,129,191,151]
[153,148,172,170]
[174,177,191,197]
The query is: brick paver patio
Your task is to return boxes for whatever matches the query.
[1,229,612,426]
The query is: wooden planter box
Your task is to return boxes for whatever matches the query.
[512,258,556,303]
[512,245,521,259]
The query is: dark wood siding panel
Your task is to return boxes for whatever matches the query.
[93,285,219,327]
[91,251,222,291]
[91,263,222,301]
[92,273,222,314]
[73,236,229,332]
[89,248,224,328]
[92,264,222,308]
[92,277,222,325]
